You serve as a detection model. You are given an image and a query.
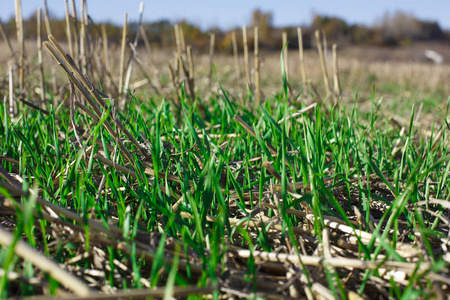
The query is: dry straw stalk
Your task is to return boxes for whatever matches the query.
[37,8,45,102]
[315,30,331,95]
[282,31,289,81]
[297,27,307,83]
[64,0,73,56]
[14,0,24,92]
[333,43,341,103]
[118,12,128,95]
[43,35,146,166]
[0,227,92,296]
[254,26,260,104]
[242,25,250,86]
[208,32,215,85]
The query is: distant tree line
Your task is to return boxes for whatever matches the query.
[0,9,447,53]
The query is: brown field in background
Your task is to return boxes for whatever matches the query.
[1,38,449,126]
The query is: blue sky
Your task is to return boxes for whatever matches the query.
[1,0,449,30]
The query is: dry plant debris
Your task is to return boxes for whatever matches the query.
[0,3,450,299]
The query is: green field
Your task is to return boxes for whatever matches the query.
[1,5,450,299]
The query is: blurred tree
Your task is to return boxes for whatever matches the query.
[179,20,207,49]
[349,24,371,44]
[250,9,273,45]
[142,20,173,48]
[374,11,444,45]
[218,32,233,53]
[416,20,444,40]
[445,30,450,41]
[348,25,386,45]
[102,22,122,42]
[1,8,448,55]
[23,12,37,39]
[376,11,420,45]
[311,14,348,43]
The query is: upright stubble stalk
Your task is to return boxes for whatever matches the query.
[101,25,111,88]
[118,13,128,95]
[122,1,145,106]
[315,30,330,96]
[231,31,244,105]
[14,0,24,93]
[208,32,215,86]
[70,0,79,59]
[332,44,341,104]
[297,27,307,84]
[254,26,260,105]
[187,45,195,99]
[282,31,289,82]
[8,62,15,119]
[43,0,57,93]
[242,25,250,88]
[37,8,45,102]
[64,0,73,56]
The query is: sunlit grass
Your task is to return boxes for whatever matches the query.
[1,56,449,298]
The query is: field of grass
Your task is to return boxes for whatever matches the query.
[1,4,450,299]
